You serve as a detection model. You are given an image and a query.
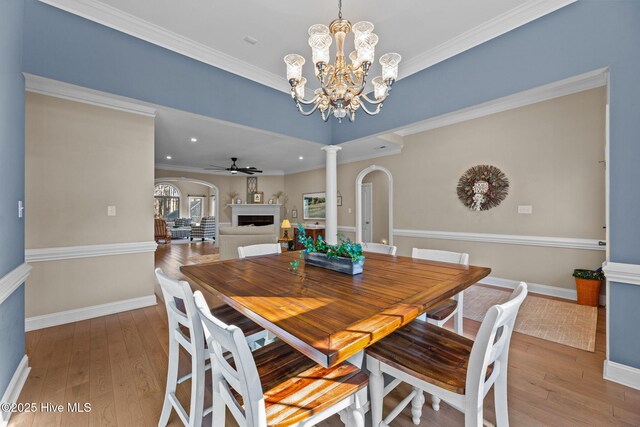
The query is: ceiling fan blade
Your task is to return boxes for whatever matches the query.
[239,168,262,173]
[238,169,254,175]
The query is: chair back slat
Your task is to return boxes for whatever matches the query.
[362,242,397,255]
[194,291,265,427]
[412,248,469,265]
[466,283,527,403]
[238,243,281,259]
[155,268,205,356]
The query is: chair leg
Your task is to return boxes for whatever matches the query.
[367,357,385,427]
[454,292,464,335]
[494,371,509,427]
[431,395,441,411]
[188,351,205,427]
[159,337,179,427]
[410,387,424,425]
[211,369,226,427]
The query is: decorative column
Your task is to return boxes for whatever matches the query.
[322,145,342,244]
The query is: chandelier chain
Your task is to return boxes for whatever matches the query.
[338,0,342,19]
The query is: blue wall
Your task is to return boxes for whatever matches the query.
[19,0,640,369]
[22,0,332,145]
[0,0,26,396]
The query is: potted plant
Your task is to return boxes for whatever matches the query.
[295,224,365,275]
[573,267,605,306]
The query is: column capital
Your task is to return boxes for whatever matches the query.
[321,145,342,153]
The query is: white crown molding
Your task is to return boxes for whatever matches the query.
[395,67,608,137]
[25,295,157,331]
[154,163,285,177]
[39,0,574,93]
[0,263,32,305]
[37,0,290,93]
[602,262,640,286]
[604,360,640,390]
[24,73,157,117]
[393,228,604,251]
[25,241,158,263]
[479,275,605,306]
[0,356,31,427]
[400,0,577,79]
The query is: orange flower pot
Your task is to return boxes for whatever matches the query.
[575,278,602,306]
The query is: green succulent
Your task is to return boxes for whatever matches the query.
[296,224,364,262]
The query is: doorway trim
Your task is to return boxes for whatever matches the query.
[355,165,393,245]
[155,177,220,245]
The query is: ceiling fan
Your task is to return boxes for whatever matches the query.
[205,157,262,175]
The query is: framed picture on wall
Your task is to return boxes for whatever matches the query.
[303,192,326,220]
[253,192,264,203]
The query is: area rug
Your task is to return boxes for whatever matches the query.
[463,285,598,352]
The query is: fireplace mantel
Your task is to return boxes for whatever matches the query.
[228,204,281,235]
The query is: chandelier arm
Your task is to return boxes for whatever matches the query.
[294,94,320,105]
[359,101,384,116]
[295,101,321,116]
[360,93,387,105]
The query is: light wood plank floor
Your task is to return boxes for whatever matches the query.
[10,242,640,426]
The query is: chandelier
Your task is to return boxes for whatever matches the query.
[284,0,401,123]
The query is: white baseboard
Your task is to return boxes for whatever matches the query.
[604,360,640,390]
[25,295,157,331]
[479,276,606,306]
[0,355,30,427]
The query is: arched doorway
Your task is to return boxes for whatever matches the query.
[355,165,394,245]
[154,177,220,245]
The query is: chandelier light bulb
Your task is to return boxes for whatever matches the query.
[352,21,374,36]
[372,76,387,100]
[380,52,402,81]
[284,54,305,82]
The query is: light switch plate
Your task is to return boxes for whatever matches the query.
[107,205,116,216]
[518,205,533,214]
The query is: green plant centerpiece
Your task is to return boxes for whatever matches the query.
[294,224,365,275]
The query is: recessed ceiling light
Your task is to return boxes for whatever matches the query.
[166,155,172,160]
[190,137,198,143]
[243,35,258,45]
[298,156,304,160]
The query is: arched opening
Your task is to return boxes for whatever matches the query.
[355,165,393,246]
[154,177,220,245]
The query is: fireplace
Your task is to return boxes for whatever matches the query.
[238,215,274,226]
[228,203,281,239]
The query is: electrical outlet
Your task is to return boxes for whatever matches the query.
[348,208,352,214]
[107,205,116,216]
[518,205,533,214]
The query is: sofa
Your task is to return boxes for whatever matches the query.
[219,224,277,260]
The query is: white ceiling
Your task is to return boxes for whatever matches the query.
[42,0,574,174]
[154,106,403,175]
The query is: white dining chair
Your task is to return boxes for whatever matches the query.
[237,242,281,258]
[362,242,398,256]
[193,290,369,427]
[412,248,469,335]
[155,268,268,427]
[366,282,527,427]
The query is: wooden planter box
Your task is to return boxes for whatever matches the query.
[304,252,365,275]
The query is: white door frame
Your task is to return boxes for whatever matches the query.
[155,177,220,246]
[361,183,373,243]
[355,165,393,245]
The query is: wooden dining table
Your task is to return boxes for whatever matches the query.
[181,251,490,368]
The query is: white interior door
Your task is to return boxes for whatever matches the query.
[361,183,373,243]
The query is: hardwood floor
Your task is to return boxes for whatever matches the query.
[10,242,640,426]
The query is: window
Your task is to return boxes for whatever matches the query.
[189,196,204,223]
[154,183,180,220]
